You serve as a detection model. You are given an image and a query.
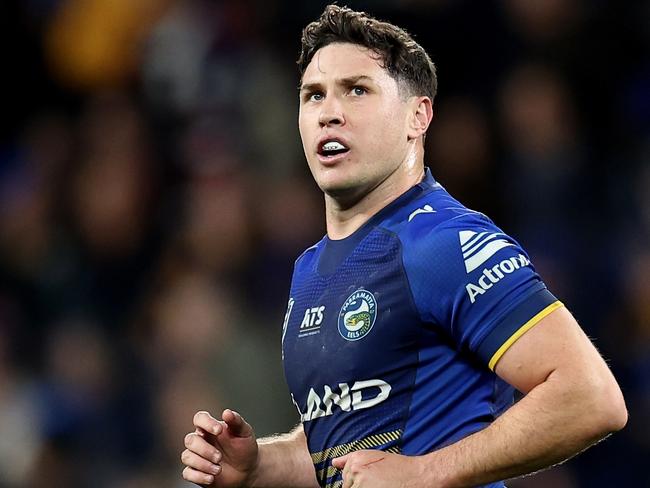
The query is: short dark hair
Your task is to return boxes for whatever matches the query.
[297,4,437,102]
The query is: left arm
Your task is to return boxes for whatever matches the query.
[332,306,627,487]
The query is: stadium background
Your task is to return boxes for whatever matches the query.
[0,0,648,486]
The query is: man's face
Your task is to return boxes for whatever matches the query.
[298,42,414,202]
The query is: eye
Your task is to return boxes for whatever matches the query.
[351,86,367,96]
[307,92,324,102]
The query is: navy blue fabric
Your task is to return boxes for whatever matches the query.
[282,169,559,488]
[476,287,558,364]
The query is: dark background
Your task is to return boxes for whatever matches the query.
[0,0,648,486]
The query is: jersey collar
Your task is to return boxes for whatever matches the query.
[318,167,439,275]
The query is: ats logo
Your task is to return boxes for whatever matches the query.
[338,289,377,341]
[298,305,325,338]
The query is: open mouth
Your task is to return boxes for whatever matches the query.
[318,139,350,160]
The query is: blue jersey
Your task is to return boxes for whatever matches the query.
[281,169,562,488]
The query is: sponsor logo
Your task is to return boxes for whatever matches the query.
[338,289,377,341]
[466,254,531,303]
[408,204,436,222]
[298,379,392,422]
[459,230,515,273]
[299,306,325,337]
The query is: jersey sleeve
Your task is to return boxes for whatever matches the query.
[401,213,563,370]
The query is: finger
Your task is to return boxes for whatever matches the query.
[194,410,223,436]
[340,454,355,488]
[182,466,215,486]
[185,432,222,464]
[181,449,222,476]
[341,467,354,488]
[222,408,253,437]
[331,454,348,469]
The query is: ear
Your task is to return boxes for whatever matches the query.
[407,96,433,141]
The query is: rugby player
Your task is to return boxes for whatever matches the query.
[181,5,627,487]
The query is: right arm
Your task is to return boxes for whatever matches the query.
[252,425,319,488]
[181,409,319,488]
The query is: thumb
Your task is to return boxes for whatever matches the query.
[331,454,349,469]
[222,409,254,437]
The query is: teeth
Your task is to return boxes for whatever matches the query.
[322,141,346,151]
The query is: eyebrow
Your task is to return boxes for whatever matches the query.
[299,75,375,92]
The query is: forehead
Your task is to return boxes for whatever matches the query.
[302,42,392,85]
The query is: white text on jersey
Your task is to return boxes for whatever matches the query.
[299,379,391,422]
[466,254,531,303]
[301,306,325,329]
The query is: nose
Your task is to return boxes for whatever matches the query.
[318,97,345,127]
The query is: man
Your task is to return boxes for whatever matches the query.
[181,5,627,488]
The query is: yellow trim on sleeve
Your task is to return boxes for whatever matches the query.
[488,300,564,371]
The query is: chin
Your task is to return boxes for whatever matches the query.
[310,161,369,199]
[316,171,354,193]
[320,177,371,205]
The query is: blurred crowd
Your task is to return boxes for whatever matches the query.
[0,0,648,486]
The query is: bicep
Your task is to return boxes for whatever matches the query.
[494,306,610,394]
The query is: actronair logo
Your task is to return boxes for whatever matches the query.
[466,254,531,303]
[459,230,515,273]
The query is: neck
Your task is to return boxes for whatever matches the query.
[325,149,425,240]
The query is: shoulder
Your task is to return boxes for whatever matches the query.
[380,185,499,254]
[293,237,325,272]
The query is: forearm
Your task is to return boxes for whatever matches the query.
[422,368,627,487]
[250,425,319,488]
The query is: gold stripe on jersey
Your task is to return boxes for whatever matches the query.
[488,301,564,371]
[319,445,401,488]
[311,429,402,465]
[318,465,339,481]
[324,481,342,488]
